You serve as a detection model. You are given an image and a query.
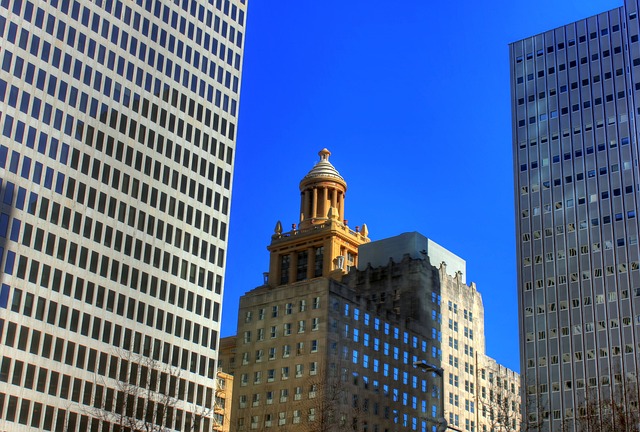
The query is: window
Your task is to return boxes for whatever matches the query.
[296,251,307,281]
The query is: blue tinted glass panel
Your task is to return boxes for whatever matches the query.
[38,132,47,154]
[24,1,33,21]
[1,51,11,72]
[44,167,54,189]
[4,251,15,275]
[0,213,8,237]
[49,138,58,159]
[55,173,64,193]
[9,219,20,242]
[27,192,37,214]
[26,126,36,149]
[14,120,24,143]
[8,152,19,173]
[0,283,9,308]
[2,115,13,137]
[20,156,31,179]
[0,145,7,168]
[15,187,26,210]
[32,161,43,184]
[3,182,14,205]
[60,143,69,164]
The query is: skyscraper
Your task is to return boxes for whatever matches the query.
[510,1,640,429]
[0,0,246,430]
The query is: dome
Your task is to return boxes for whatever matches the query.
[301,148,345,185]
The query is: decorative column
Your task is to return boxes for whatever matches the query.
[321,187,327,218]
[311,188,317,220]
[302,190,310,220]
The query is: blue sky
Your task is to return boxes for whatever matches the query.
[222,0,623,373]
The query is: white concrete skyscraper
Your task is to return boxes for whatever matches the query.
[511,1,640,430]
[0,0,246,430]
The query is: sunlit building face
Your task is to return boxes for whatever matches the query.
[0,0,247,429]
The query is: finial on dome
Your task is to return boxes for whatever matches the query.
[319,148,331,161]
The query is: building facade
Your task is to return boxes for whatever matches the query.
[213,370,234,432]
[360,233,521,432]
[226,150,519,432]
[510,1,640,429]
[0,0,246,430]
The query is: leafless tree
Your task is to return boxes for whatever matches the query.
[297,369,364,432]
[570,373,640,432]
[480,376,521,432]
[233,359,363,432]
[519,378,548,432]
[87,349,212,432]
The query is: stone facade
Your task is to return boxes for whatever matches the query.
[213,371,234,432]
[225,150,519,432]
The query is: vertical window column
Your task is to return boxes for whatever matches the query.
[289,251,298,283]
[314,247,323,277]
[279,254,289,285]
[296,251,307,281]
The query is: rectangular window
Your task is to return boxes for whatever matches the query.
[296,251,307,281]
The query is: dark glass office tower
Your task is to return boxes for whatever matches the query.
[0,0,246,430]
[510,1,640,430]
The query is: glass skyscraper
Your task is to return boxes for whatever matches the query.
[0,0,246,430]
[510,1,640,430]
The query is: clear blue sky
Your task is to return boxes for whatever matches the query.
[222,0,623,373]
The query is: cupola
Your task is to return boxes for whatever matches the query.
[298,148,347,229]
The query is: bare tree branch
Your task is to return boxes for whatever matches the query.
[85,349,212,432]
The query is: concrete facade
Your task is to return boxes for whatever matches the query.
[0,0,246,430]
[358,232,466,283]
[510,1,640,429]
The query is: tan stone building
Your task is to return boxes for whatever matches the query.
[225,149,520,432]
[359,233,521,432]
[437,261,520,432]
[213,371,234,432]
[477,358,520,432]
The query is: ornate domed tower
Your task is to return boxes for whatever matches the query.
[298,148,346,229]
[266,149,369,286]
